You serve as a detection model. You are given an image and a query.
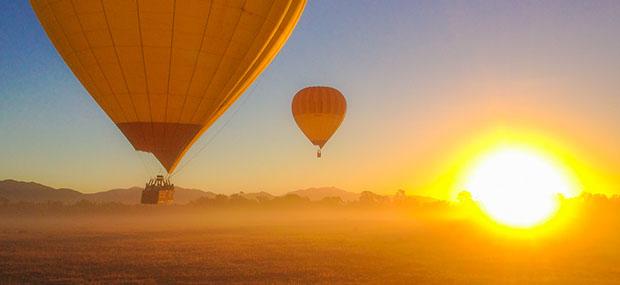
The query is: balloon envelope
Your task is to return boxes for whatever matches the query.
[292,86,346,152]
[31,0,306,172]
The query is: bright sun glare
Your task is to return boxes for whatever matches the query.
[464,147,576,228]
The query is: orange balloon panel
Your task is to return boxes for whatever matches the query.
[31,0,306,172]
[292,86,346,149]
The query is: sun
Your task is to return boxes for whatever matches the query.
[463,146,576,228]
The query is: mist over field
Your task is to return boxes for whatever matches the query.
[3,0,620,283]
[1,187,619,284]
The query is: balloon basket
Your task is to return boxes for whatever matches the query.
[141,175,175,204]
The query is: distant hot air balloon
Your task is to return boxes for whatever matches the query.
[31,0,306,174]
[292,86,346,157]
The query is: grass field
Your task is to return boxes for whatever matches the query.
[1,210,619,284]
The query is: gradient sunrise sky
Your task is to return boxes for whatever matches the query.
[1,0,619,196]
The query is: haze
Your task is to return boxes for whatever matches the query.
[3,1,620,283]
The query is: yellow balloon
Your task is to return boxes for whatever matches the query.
[292,86,346,157]
[31,0,306,172]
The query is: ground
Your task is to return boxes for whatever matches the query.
[0,210,619,284]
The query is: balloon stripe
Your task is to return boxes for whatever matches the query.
[32,0,306,172]
[292,86,346,153]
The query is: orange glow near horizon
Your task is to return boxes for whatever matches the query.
[451,128,584,229]
[464,146,577,227]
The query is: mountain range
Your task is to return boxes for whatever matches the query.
[0,179,363,205]
[287,187,359,202]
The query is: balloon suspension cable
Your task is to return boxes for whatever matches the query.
[135,152,151,177]
[169,79,262,179]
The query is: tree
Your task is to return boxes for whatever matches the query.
[359,191,387,205]
[456,191,473,204]
[319,196,344,207]
[393,189,407,204]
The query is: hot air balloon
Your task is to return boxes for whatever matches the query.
[31,0,306,204]
[292,86,346,157]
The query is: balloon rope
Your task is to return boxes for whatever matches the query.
[135,152,150,177]
[137,151,165,179]
[169,78,262,178]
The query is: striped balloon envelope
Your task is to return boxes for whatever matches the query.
[292,86,346,157]
[31,0,306,172]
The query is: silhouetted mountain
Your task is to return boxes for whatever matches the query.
[84,186,215,205]
[0,180,215,205]
[287,187,360,202]
[232,191,275,201]
[1,179,434,206]
[173,187,217,204]
[82,187,143,204]
[0,179,82,203]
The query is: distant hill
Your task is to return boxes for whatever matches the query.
[82,187,143,204]
[232,191,275,201]
[0,180,215,205]
[0,180,392,205]
[0,179,82,203]
[287,187,360,202]
[172,187,217,204]
[84,186,216,205]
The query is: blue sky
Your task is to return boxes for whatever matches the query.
[1,0,620,195]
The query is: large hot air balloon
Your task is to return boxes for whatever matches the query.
[292,86,346,157]
[31,0,306,174]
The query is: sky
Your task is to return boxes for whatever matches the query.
[1,0,620,196]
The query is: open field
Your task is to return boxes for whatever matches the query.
[1,209,619,284]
